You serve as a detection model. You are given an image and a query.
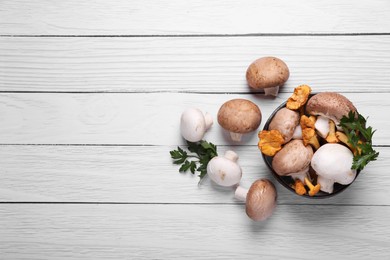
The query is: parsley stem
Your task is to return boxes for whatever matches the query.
[187,155,200,159]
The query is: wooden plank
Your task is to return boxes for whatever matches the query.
[1,0,390,35]
[0,145,388,205]
[0,92,387,145]
[0,204,389,259]
[1,36,390,93]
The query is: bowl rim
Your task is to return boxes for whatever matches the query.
[261,93,359,199]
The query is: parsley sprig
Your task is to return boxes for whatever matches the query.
[170,140,218,181]
[339,111,379,171]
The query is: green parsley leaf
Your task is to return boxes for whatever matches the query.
[169,140,218,183]
[339,111,379,171]
[169,147,188,164]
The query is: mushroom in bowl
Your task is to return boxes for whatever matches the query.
[258,85,379,198]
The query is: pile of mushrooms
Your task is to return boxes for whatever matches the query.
[179,102,278,221]
[258,85,358,196]
[207,150,277,221]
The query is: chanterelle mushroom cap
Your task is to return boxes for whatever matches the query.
[217,99,261,141]
[306,92,357,126]
[272,139,313,176]
[311,143,357,186]
[246,179,277,221]
[246,57,289,95]
[269,107,299,143]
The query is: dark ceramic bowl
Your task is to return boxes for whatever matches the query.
[262,95,359,198]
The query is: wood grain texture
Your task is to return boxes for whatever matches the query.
[1,0,390,35]
[1,204,389,259]
[1,1,390,259]
[0,92,387,145]
[1,36,390,93]
[0,145,388,205]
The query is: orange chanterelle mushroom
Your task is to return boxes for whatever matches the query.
[286,84,312,110]
[258,129,284,156]
[300,115,320,150]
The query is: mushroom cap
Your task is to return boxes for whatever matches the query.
[217,99,261,134]
[272,139,313,176]
[306,92,357,125]
[207,153,242,187]
[246,179,277,221]
[269,107,300,143]
[180,108,212,142]
[311,143,357,185]
[246,57,290,89]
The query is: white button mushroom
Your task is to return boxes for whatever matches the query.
[311,143,357,194]
[246,57,290,96]
[180,108,213,142]
[235,179,277,221]
[217,99,261,142]
[269,107,300,143]
[206,150,242,187]
[272,139,314,182]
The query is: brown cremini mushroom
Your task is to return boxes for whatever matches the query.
[246,57,290,96]
[235,179,277,221]
[272,139,313,182]
[306,92,357,126]
[218,99,261,142]
[269,107,300,143]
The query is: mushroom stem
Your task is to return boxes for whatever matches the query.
[234,186,248,202]
[230,132,243,142]
[224,150,239,162]
[326,120,338,143]
[288,167,309,183]
[317,175,334,193]
[264,86,280,96]
[304,177,321,196]
[293,179,306,195]
[204,112,213,130]
[315,115,330,138]
[292,124,302,140]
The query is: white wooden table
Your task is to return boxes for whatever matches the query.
[1,1,389,259]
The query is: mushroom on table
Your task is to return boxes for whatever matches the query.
[235,179,277,221]
[217,99,261,142]
[207,150,242,187]
[180,108,213,142]
[246,56,290,96]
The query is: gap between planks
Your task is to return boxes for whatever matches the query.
[0,201,389,207]
[2,33,390,38]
